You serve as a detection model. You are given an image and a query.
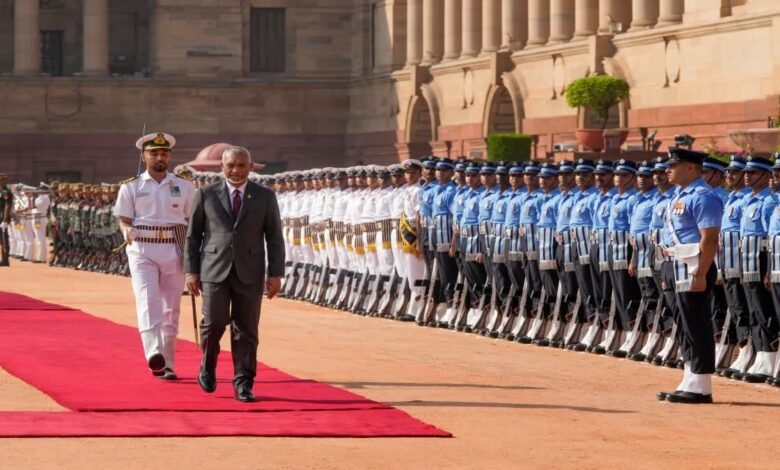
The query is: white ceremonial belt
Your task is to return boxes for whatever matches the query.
[668,243,701,275]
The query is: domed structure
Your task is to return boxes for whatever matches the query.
[181,143,265,171]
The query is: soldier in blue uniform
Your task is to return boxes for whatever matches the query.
[490,164,513,310]
[430,159,458,321]
[555,160,580,326]
[419,157,439,294]
[589,160,616,351]
[602,159,641,355]
[503,163,530,331]
[535,163,562,319]
[716,156,754,377]
[767,156,780,387]
[657,147,723,404]
[568,159,599,349]
[627,161,659,351]
[736,156,778,383]
[635,156,677,363]
[478,163,499,303]
[703,157,729,204]
[519,162,544,313]
[458,163,486,322]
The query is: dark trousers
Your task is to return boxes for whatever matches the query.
[607,244,641,331]
[0,227,8,265]
[637,276,659,329]
[464,260,487,308]
[524,259,543,303]
[653,264,677,331]
[539,267,559,314]
[556,244,579,307]
[589,242,612,322]
[493,258,511,306]
[573,245,596,319]
[710,284,729,339]
[723,278,750,344]
[201,268,263,390]
[434,250,458,303]
[676,265,717,374]
[742,253,778,352]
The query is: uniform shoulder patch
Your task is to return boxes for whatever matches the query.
[118,175,139,185]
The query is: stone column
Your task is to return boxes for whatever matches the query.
[422,0,444,65]
[574,0,599,38]
[83,0,110,76]
[526,0,550,48]
[598,0,631,34]
[443,0,462,60]
[14,0,40,75]
[658,0,684,25]
[481,0,501,54]
[548,0,575,44]
[406,0,424,66]
[501,0,527,51]
[629,0,659,31]
[461,0,482,58]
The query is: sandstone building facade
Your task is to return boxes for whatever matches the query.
[0,0,778,182]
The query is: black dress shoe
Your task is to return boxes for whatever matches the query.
[731,371,746,381]
[610,350,628,358]
[591,345,607,355]
[160,368,178,380]
[657,390,680,401]
[147,353,166,373]
[629,353,647,362]
[235,387,257,403]
[666,391,713,404]
[743,373,772,384]
[198,369,217,393]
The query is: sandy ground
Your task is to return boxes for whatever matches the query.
[0,261,778,470]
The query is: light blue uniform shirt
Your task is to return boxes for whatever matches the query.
[629,188,659,236]
[538,189,562,229]
[478,186,499,223]
[721,187,751,233]
[459,186,484,227]
[569,186,599,228]
[740,187,776,237]
[503,188,528,228]
[592,188,616,230]
[667,178,724,244]
[608,188,637,233]
[555,188,578,233]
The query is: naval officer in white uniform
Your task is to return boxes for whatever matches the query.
[113,132,195,380]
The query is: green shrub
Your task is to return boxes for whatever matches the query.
[565,75,630,129]
[487,133,533,162]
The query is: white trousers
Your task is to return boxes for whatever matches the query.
[22,219,34,260]
[32,219,47,262]
[126,242,184,336]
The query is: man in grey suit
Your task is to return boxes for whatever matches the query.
[184,146,284,403]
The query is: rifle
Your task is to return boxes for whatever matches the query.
[508,278,532,340]
[421,258,439,325]
[714,307,735,369]
[612,298,649,358]
[561,290,584,348]
[591,292,619,354]
[537,281,565,347]
[519,285,548,344]
[632,301,665,361]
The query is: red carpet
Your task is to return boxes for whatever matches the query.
[0,410,449,438]
[0,292,74,310]
[0,292,450,438]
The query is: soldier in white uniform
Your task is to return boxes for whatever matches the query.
[401,159,426,318]
[113,132,195,380]
[30,184,51,263]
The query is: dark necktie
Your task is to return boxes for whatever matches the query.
[232,189,242,219]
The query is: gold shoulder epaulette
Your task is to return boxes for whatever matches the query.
[174,173,193,181]
[118,175,139,185]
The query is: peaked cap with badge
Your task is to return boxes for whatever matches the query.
[136,133,176,151]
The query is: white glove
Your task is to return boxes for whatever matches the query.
[0,222,7,230]
[122,227,137,244]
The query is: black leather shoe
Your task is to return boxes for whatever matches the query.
[666,391,713,404]
[609,350,628,358]
[730,371,746,381]
[160,368,178,381]
[147,353,166,373]
[235,387,257,403]
[198,369,217,393]
[629,353,647,362]
[657,390,680,401]
[743,373,772,383]
[591,345,607,355]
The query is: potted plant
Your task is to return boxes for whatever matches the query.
[565,75,630,152]
[727,103,780,156]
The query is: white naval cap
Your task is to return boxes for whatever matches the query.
[135,132,176,151]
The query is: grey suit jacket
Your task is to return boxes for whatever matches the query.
[184,180,285,285]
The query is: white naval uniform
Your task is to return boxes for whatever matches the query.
[113,171,195,371]
[374,185,395,277]
[402,183,426,292]
[389,183,408,280]
[332,187,352,271]
[31,193,50,263]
